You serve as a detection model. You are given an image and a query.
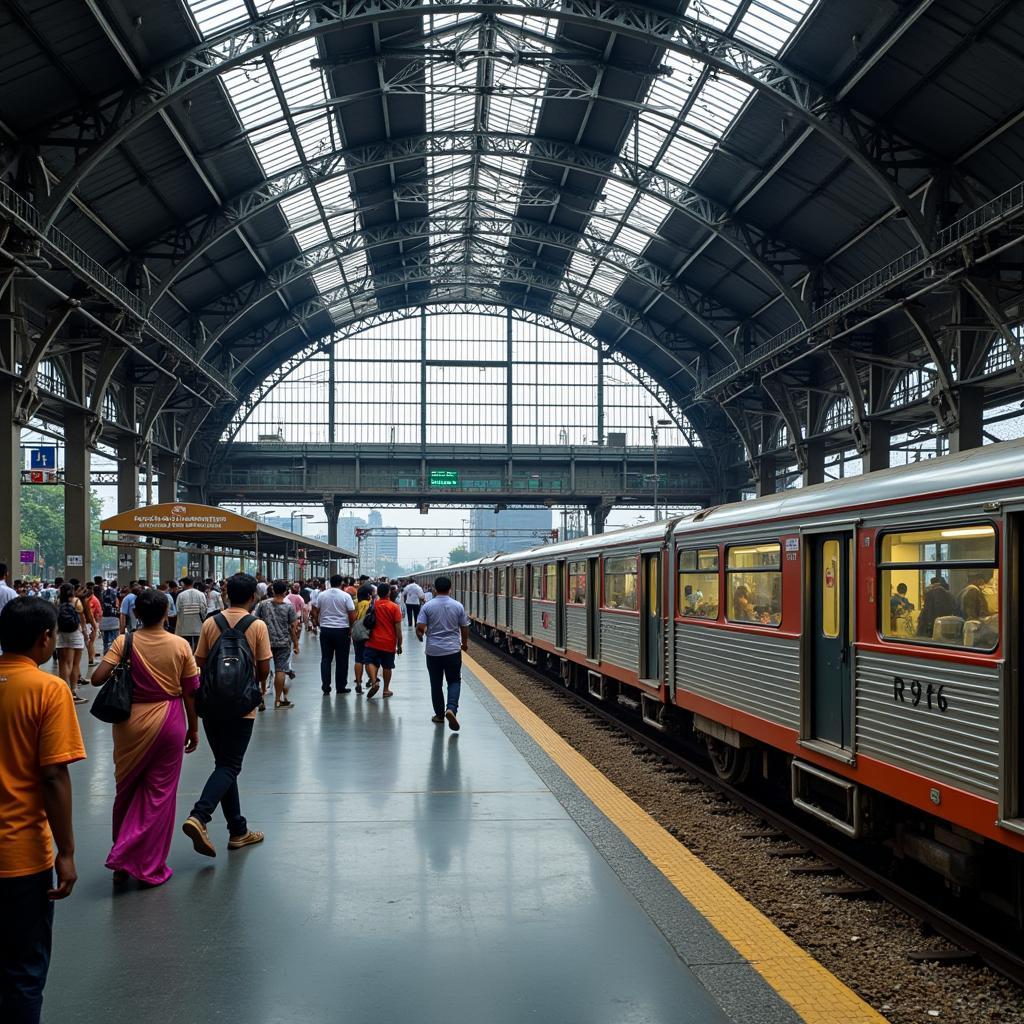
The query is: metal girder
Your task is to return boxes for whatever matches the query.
[200,208,743,360]
[225,241,701,383]
[901,302,959,428]
[213,300,706,450]
[140,131,811,328]
[35,0,928,251]
[960,277,1024,381]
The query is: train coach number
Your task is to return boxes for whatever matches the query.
[893,676,948,712]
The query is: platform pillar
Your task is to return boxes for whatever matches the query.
[63,411,91,581]
[863,419,890,473]
[756,455,776,497]
[950,385,984,453]
[0,381,20,568]
[117,437,140,584]
[157,453,178,581]
[323,499,339,574]
[801,438,825,487]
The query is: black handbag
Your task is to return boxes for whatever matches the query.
[90,634,134,724]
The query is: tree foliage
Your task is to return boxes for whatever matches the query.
[19,486,106,577]
[448,546,482,564]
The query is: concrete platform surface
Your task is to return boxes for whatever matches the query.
[47,629,793,1024]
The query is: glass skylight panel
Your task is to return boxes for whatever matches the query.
[734,0,818,55]
[687,73,752,139]
[687,0,744,32]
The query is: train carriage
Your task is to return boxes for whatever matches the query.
[412,437,1024,906]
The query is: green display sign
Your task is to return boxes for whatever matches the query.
[429,469,459,488]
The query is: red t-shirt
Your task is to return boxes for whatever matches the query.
[367,599,403,652]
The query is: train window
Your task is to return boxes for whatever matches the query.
[726,543,782,626]
[879,524,999,650]
[531,565,543,599]
[496,570,504,596]
[602,555,637,611]
[544,564,557,600]
[513,567,524,596]
[568,561,587,605]
[678,548,719,619]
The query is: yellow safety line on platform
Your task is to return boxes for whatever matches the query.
[465,653,887,1024]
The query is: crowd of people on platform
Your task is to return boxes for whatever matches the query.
[0,566,469,1024]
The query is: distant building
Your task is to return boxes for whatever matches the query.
[361,510,398,572]
[470,507,552,555]
[336,515,367,553]
[261,515,305,535]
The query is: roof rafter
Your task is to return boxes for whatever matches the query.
[35,0,932,252]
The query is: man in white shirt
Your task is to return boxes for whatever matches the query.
[174,577,208,650]
[401,579,424,627]
[0,563,18,614]
[310,574,355,694]
[255,575,268,598]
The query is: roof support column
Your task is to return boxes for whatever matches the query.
[949,385,984,454]
[63,411,91,581]
[863,419,891,473]
[420,307,428,449]
[117,436,140,585]
[322,498,340,576]
[157,453,178,582]
[802,438,825,488]
[506,309,513,448]
[756,455,776,497]
[589,502,613,535]
[0,281,21,567]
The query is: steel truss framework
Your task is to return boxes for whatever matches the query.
[220,301,703,448]
[36,0,932,247]
[1,0,1022,497]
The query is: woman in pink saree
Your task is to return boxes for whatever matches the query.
[91,588,200,886]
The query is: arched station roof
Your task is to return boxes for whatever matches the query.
[2,0,1024,469]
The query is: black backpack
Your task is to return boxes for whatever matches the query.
[57,601,79,633]
[196,613,261,720]
[101,587,119,618]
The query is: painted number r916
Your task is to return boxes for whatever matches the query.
[893,676,948,712]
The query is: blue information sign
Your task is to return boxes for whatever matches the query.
[30,446,57,470]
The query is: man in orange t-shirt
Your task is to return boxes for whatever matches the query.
[0,597,86,1024]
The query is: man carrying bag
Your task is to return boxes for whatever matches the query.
[181,573,271,858]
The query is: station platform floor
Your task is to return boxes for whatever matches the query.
[48,626,883,1024]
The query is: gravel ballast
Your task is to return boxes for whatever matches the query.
[468,640,1024,1024]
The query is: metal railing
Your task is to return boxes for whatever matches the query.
[0,181,236,399]
[699,179,1024,396]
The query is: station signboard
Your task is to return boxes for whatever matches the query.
[429,469,459,488]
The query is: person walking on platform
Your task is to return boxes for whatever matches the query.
[0,597,85,1024]
[181,573,270,858]
[364,583,403,699]
[311,575,355,694]
[351,583,374,694]
[415,575,469,732]
[255,581,298,710]
[174,578,207,652]
[90,589,200,886]
[401,578,424,627]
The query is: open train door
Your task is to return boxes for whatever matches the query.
[556,559,566,649]
[805,531,854,751]
[586,557,600,660]
[640,552,662,682]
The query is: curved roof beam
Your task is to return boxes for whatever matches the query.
[142,132,813,333]
[218,302,706,448]
[224,250,702,389]
[200,208,748,364]
[39,0,930,251]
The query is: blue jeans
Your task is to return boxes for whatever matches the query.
[102,629,118,654]
[425,652,462,715]
[0,869,53,1024]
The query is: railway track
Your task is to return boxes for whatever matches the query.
[470,634,1024,989]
